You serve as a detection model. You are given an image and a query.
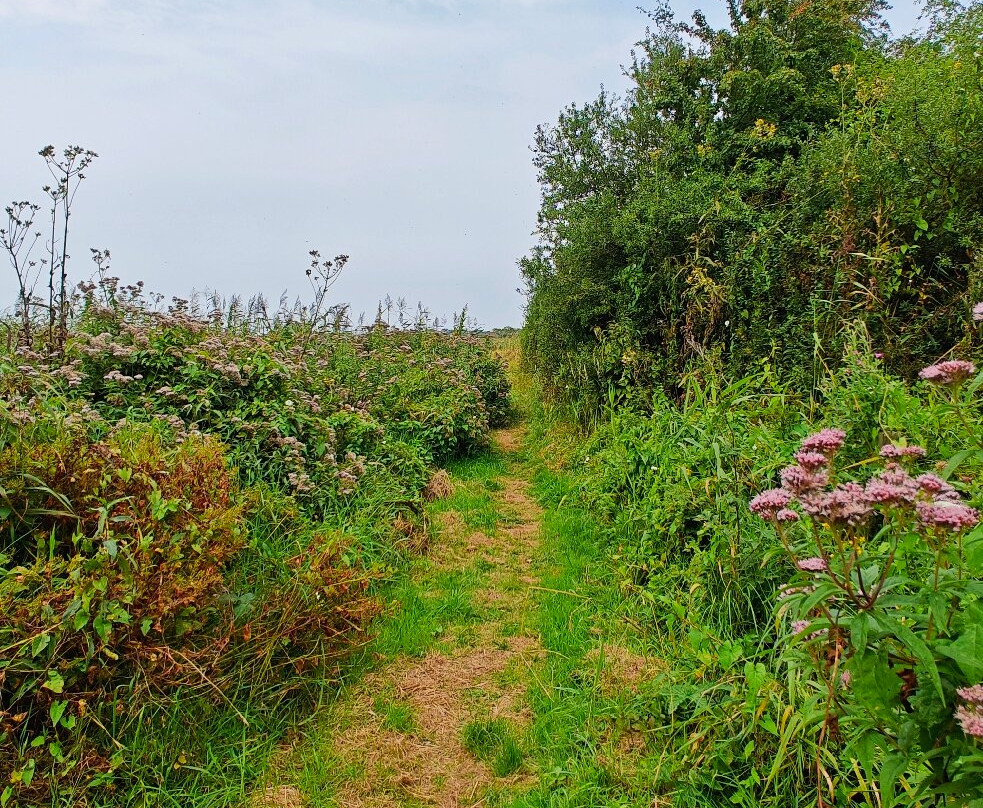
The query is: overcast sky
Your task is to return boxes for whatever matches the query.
[0,0,923,328]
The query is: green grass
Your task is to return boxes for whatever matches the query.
[462,718,525,777]
[372,566,481,659]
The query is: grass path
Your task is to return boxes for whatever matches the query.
[254,360,661,808]
[254,423,547,808]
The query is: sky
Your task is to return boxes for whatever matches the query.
[0,0,924,329]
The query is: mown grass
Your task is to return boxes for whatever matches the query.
[256,440,512,805]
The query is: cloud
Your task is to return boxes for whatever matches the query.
[0,0,110,23]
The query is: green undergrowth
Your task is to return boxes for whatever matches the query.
[513,322,983,806]
[0,300,510,806]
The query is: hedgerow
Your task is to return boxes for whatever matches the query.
[0,295,509,805]
[522,0,983,413]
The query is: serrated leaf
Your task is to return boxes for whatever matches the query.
[888,619,943,699]
[938,625,983,681]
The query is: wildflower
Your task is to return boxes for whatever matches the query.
[919,360,977,386]
[879,444,926,461]
[790,620,811,635]
[800,428,847,456]
[956,688,983,737]
[778,583,815,601]
[780,465,828,495]
[957,685,983,705]
[103,370,134,384]
[794,450,829,471]
[840,670,852,688]
[915,473,958,500]
[797,557,829,573]
[815,482,872,526]
[973,302,983,322]
[775,508,800,523]
[916,501,979,532]
[750,488,792,517]
[865,464,919,507]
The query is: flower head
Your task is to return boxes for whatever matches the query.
[915,473,958,500]
[800,429,847,457]
[972,302,983,322]
[750,488,793,518]
[956,688,983,737]
[865,465,919,507]
[957,685,983,706]
[794,450,829,471]
[916,501,979,532]
[780,465,829,495]
[919,360,977,386]
[814,482,872,527]
[879,444,926,461]
[797,556,829,573]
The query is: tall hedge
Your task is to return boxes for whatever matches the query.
[522,0,983,410]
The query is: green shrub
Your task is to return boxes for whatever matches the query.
[0,303,509,805]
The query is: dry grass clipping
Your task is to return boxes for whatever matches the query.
[423,470,454,502]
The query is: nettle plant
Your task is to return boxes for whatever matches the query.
[752,354,983,804]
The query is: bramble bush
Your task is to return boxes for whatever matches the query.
[0,290,509,805]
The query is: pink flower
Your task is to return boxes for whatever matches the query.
[790,620,811,635]
[815,482,872,526]
[879,444,926,461]
[915,473,958,500]
[781,465,829,495]
[956,685,983,737]
[840,670,852,688]
[865,465,919,507]
[750,488,793,516]
[797,556,829,573]
[973,302,983,322]
[957,685,983,705]
[800,428,847,456]
[778,583,816,601]
[919,360,977,386]
[775,508,800,523]
[956,703,983,738]
[916,501,979,532]
[794,450,829,471]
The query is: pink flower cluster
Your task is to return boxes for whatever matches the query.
[919,360,977,386]
[956,685,983,738]
[751,431,980,533]
[800,428,847,456]
[879,444,926,461]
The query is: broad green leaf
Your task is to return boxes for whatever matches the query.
[49,701,67,727]
[938,625,983,681]
[888,619,943,699]
[43,670,65,694]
